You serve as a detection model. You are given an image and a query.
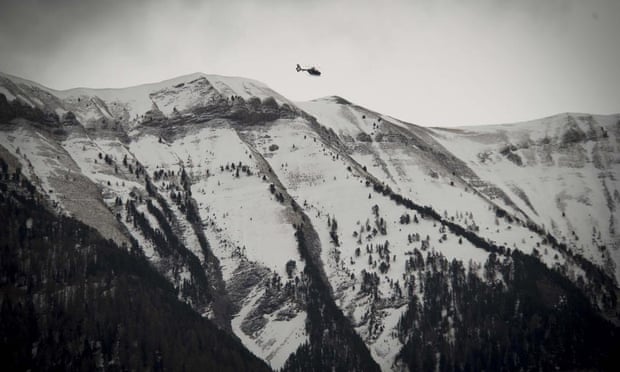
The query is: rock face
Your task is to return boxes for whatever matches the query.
[1,71,619,371]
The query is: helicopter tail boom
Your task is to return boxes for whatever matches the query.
[296,64,321,76]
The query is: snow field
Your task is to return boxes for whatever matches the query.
[245,118,492,369]
[301,99,588,285]
[133,125,302,278]
[429,114,620,282]
[130,124,308,366]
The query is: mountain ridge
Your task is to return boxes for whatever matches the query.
[3,69,617,128]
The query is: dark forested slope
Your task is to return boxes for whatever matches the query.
[0,160,271,372]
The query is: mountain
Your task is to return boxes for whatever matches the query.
[1,71,619,371]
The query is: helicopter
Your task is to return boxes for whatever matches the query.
[296,64,321,76]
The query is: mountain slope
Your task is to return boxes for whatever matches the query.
[1,71,618,371]
[0,152,271,372]
[428,114,620,282]
[300,96,620,288]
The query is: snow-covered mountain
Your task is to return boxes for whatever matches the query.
[1,71,618,371]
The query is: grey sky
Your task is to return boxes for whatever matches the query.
[0,0,618,126]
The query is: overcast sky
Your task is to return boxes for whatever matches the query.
[0,0,618,126]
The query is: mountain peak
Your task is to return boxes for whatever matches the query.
[0,70,295,123]
[310,95,352,105]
